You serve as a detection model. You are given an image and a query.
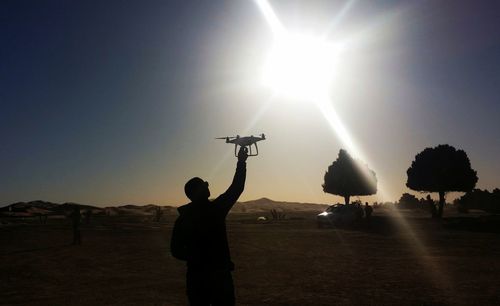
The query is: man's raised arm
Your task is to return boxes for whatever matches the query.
[215,147,248,214]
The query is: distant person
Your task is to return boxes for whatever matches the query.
[355,202,364,219]
[171,146,249,306]
[427,195,437,218]
[364,202,373,221]
[84,208,92,224]
[71,205,82,245]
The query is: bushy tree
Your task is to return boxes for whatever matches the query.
[323,149,377,205]
[398,193,420,209]
[406,144,477,218]
[455,188,500,213]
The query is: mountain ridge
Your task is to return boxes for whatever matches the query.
[0,198,328,216]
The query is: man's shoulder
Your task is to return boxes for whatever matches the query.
[177,201,214,217]
[211,196,230,208]
[177,202,192,214]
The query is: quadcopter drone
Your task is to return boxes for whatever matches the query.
[216,134,266,157]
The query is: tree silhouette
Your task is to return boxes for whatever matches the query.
[398,192,420,209]
[455,188,500,214]
[406,144,478,218]
[323,149,377,205]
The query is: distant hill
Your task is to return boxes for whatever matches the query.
[104,204,177,216]
[0,201,103,217]
[231,198,328,213]
[0,198,327,217]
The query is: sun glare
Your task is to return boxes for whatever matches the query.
[254,1,454,294]
[254,0,398,204]
[263,33,341,101]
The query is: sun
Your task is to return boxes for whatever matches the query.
[262,33,342,101]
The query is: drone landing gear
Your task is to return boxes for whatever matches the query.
[234,143,259,157]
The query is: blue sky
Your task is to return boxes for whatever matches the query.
[2,0,500,206]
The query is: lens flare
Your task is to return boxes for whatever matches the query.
[253,0,455,298]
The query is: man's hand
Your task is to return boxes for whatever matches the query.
[238,146,248,162]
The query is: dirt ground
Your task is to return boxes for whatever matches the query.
[1,210,500,306]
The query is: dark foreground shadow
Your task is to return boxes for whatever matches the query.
[1,244,70,256]
[443,215,500,233]
[328,216,401,236]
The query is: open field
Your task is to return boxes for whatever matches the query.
[1,210,500,306]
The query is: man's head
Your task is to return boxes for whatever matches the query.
[184,177,210,201]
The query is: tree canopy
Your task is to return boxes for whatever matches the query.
[455,188,500,214]
[397,193,420,209]
[406,144,477,217]
[323,149,377,205]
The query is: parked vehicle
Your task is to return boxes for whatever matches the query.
[317,204,364,228]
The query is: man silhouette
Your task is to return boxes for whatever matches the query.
[364,202,373,219]
[171,146,248,306]
[426,195,437,218]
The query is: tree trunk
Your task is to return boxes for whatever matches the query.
[437,191,445,218]
[344,195,350,205]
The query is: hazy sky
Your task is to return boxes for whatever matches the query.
[2,0,500,206]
